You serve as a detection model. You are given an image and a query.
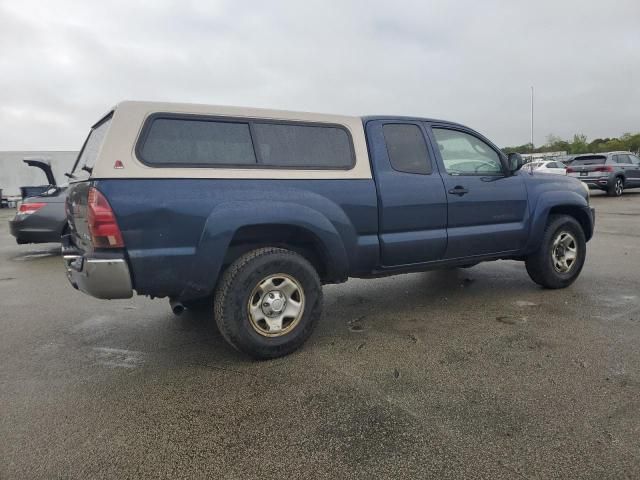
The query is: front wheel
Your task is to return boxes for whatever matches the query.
[525,215,586,289]
[214,247,323,359]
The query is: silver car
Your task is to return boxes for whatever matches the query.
[567,152,640,197]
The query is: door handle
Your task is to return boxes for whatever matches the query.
[448,186,469,196]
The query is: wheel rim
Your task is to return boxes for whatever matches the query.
[551,231,578,273]
[615,179,623,196]
[247,273,305,337]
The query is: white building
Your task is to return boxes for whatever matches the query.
[0,151,78,198]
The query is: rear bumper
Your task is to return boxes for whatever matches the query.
[63,240,133,299]
[569,174,612,190]
[9,217,62,244]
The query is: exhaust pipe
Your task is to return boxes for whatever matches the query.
[170,299,185,316]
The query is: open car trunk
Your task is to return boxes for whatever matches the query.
[20,159,57,199]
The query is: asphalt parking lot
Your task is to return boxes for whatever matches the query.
[1,191,639,479]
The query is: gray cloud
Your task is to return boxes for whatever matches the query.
[1,0,638,150]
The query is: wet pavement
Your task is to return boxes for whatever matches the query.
[1,191,639,479]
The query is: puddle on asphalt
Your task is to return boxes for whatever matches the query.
[514,300,538,307]
[91,347,145,369]
[595,293,638,309]
[12,249,60,262]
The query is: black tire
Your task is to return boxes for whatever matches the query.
[214,247,323,359]
[607,177,624,197]
[525,215,586,289]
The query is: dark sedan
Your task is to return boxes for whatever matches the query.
[9,159,68,244]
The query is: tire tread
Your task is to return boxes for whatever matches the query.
[525,214,586,289]
[214,247,322,359]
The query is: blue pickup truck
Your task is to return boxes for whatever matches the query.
[63,101,594,359]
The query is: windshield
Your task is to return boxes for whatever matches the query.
[72,112,113,173]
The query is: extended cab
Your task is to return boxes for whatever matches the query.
[63,101,595,358]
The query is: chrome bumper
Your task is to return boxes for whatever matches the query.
[64,253,133,299]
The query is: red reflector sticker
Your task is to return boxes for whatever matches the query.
[114,160,124,169]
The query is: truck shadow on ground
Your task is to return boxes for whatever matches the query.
[167,264,541,362]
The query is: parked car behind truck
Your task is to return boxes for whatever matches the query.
[567,152,640,196]
[524,160,567,176]
[63,101,595,359]
[9,159,68,244]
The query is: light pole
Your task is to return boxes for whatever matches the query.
[530,86,534,154]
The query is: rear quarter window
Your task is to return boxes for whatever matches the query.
[137,114,355,169]
[382,124,432,174]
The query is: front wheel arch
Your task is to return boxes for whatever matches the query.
[547,205,593,241]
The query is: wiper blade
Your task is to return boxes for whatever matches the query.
[64,172,76,179]
[82,165,93,174]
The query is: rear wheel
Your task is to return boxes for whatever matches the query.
[214,247,322,359]
[607,177,624,197]
[525,215,586,289]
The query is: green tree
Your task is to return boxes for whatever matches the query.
[545,134,570,153]
[502,131,640,155]
[570,134,589,154]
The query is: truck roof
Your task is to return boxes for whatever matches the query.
[110,102,463,129]
[361,115,464,128]
[112,100,362,125]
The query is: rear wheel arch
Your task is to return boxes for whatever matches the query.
[223,223,336,282]
[183,202,352,302]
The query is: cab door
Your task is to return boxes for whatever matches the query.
[366,119,448,266]
[425,124,529,259]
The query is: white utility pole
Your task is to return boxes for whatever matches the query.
[530,86,534,153]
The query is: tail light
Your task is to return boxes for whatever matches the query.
[594,166,614,173]
[18,202,46,215]
[566,167,575,173]
[87,187,124,248]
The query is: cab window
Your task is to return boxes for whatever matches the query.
[432,128,503,175]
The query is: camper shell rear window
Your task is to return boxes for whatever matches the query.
[72,112,113,173]
[136,113,355,170]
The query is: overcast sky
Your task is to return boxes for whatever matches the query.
[0,0,638,150]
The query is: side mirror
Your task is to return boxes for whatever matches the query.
[507,153,526,173]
